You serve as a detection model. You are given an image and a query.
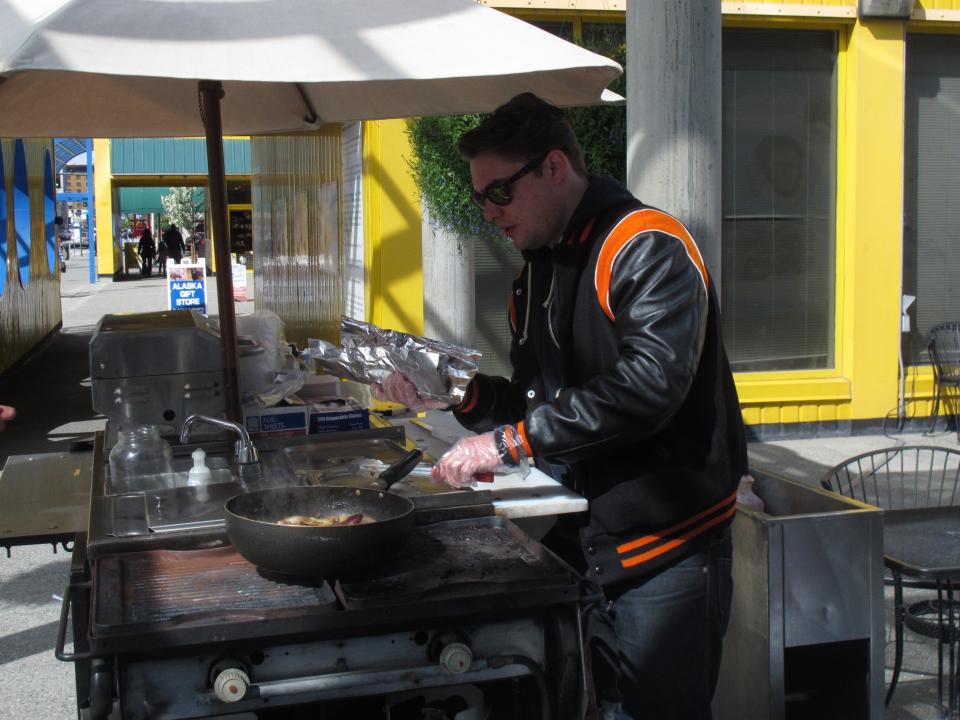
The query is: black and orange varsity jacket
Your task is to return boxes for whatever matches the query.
[454,176,747,587]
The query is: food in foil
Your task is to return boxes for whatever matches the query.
[307,318,480,406]
[276,513,370,527]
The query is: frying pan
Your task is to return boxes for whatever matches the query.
[225,449,422,577]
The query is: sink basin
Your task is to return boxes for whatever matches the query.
[106,450,235,495]
[146,480,247,533]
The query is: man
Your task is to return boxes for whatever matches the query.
[162,224,185,264]
[137,228,156,277]
[376,93,747,719]
[54,216,69,267]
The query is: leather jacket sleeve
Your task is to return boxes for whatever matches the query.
[526,230,709,464]
[452,371,527,433]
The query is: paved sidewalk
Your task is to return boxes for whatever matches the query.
[59,253,255,331]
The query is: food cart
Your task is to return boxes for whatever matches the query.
[1,311,589,719]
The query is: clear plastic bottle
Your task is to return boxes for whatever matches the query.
[108,425,175,494]
[187,447,213,503]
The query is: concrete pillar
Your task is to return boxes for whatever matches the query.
[421,207,475,348]
[626,0,722,287]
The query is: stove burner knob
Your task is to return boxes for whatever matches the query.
[439,642,473,675]
[214,668,250,703]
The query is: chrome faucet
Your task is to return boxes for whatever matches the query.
[180,414,260,466]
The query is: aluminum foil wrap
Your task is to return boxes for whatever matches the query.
[308,318,481,405]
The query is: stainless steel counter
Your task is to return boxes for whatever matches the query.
[0,450,92,548]
[393,410,588,538]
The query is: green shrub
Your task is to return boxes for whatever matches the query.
[408,23,626,243]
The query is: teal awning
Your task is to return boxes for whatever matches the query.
[118,186,205,214]
[111,138,250,175]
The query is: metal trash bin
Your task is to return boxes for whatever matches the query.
[714,469,884,720]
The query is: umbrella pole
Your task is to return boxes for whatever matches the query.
[199,80,242,422]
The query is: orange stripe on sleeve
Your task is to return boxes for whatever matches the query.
[594,209,708,322]
[616,490,737,555]
[457,381,478,413]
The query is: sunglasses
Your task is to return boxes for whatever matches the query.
[471,152,549,209]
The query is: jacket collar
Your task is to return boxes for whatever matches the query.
[520,176,638,262]
[560,176,638,246]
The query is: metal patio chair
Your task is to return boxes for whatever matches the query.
[821,445,960,707]
[929,323,960,440]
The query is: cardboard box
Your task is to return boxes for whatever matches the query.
[308,398,370,435]
[297,374,342,401]
[243,404,307,439]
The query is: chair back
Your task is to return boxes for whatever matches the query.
[820,445,960,509]
[929,322,960,386]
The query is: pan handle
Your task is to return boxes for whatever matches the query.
[379,448,423,491]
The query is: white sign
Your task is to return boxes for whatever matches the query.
[232,262,248,302]
[167,259,207,313]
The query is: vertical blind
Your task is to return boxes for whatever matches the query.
[474,237,523,378]
[903,34,960,365]
[251,134,342,346]
[721,29,838,372]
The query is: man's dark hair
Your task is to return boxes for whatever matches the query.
[458,93,586,176]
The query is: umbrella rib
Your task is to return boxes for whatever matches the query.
[294,84,319,126]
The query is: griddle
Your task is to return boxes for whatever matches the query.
[336,516,571,609]
[89,515,578,655]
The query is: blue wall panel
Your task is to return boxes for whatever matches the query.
[13,140,30,287]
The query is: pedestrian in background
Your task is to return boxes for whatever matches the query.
[157,239,168,275]
[163,223,185,265]
[137,228,156,277]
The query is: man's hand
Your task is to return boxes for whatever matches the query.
[371,372,449,412]
[0,405,16,432]
[432,432,502,488]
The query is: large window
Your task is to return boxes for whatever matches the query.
[903,34,960,365]
[721,29,838,372]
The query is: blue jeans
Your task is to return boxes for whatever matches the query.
[586,529,733,720]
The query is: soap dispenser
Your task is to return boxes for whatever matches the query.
[187,448,212,488]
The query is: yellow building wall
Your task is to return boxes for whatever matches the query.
[362,120,424,336]
[839,19,906,422]
[914,0,960,21]
[737,16,908,426]
[93,138,118,277]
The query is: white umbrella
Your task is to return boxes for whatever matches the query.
[0,0,622,418]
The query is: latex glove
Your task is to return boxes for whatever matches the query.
[0,405,15,432]
[432,432,502,488]
[371,372,449,412]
